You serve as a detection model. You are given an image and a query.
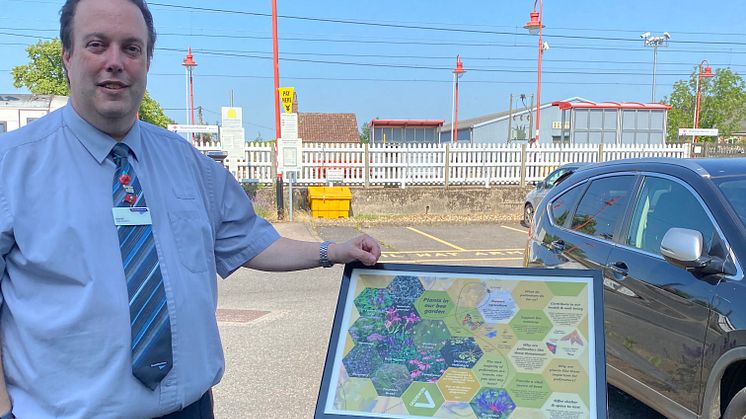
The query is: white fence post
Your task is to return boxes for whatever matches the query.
[520,144,527,187]
[234,142,692,187]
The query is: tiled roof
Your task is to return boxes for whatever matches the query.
[298,112,359,143]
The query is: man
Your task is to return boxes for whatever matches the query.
[0,0,380,417]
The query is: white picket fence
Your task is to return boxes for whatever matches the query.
[193,142,691,187]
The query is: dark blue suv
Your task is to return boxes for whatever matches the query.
[525,158,746,418]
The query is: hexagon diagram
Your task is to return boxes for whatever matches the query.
[506,373,551,409]
[509,341,551,374]
[445,308,487,338]
[512,281,552,310]
[544,326,587,359]
[441,336,484,369]
[436,368,481,402]
[544,359,588,395]
[544,295,587,329]
[541,392,589,417]
[546,281,587,297]
[509,310,552,341]
[415,291,455,320]
[477,289,518,324]
[473,353,513,389]
[348,316,387,345]
[343,344,383,378]
[354,287,393,318]
[469,388,516,419]
[402,382,445,416]
[371,363,412,397]
[446,279,488,308]
[386,275,425,305]
[413,319,452,353]
[333,377,379,412]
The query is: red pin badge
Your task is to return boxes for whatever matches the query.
[119,174,131,185]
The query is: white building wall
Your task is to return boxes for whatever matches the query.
[0,95,68,133]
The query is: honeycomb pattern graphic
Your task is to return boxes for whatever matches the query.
[331,273,593,418]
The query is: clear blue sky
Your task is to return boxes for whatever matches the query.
[2,0,746,140]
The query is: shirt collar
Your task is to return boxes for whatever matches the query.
[62,103,143,164]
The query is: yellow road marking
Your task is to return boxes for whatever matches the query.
[406,227,465,251]
[501,225,528,234]
[382,248,523,255]
[391,257,524,264]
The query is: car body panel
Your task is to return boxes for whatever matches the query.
[525,157,746,418]
[523,163,590,224]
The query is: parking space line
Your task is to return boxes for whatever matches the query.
[405,227,465,251]
[400,257,523,264]
[383,248,523,255]
[500,225,528,234]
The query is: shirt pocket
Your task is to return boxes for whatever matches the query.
[168,210,211,273]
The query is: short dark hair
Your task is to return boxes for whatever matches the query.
[59,0,157,60]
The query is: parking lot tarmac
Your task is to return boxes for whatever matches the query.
[212,221,664,418]
[317,222,528,266]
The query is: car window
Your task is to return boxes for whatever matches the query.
[626,176,716,255]
[545,168,568,188]
[570,176,635,240]
[714,176,746,228]
[549,184,584,227]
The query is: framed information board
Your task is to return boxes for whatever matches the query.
[315,263,607,419]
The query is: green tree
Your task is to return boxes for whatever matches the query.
[11,39,67,95]
[12,39,174,127]
[664,68,746,142]
[359,121,371,144]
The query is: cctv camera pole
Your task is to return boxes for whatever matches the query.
[642,32,670,103]
[652,46,658,102]
[272,0,284,219]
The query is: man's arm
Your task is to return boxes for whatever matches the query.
[244,234,381,271]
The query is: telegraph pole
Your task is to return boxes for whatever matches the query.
[271,0,284,219]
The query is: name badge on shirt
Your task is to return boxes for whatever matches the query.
[112,207,153,226]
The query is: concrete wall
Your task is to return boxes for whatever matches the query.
[255,185,533,220]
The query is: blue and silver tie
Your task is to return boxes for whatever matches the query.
[111,143,172,390]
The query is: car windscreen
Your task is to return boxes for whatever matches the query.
[714,175,746,228]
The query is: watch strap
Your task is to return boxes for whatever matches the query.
[319,241,334,268]
[0,411,14,419]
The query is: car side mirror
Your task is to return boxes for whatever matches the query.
[537,181,545,189]
[660,228,735,275]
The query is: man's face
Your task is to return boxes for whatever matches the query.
[62,0,149,136]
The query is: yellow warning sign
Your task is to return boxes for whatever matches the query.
[278,87,294,113]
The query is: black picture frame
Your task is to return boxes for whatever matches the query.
[315,262,607,419]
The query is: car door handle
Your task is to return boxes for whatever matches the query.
[550,240,565,251]
[607,261,629,277]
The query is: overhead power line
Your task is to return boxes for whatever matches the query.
[5,29,746,58]
[146,3,746,47]
[148,71,677,87]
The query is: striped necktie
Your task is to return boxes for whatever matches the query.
[111,143,172,390]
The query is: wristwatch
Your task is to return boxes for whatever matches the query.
[319,241,334,268]
[0,411,14,419]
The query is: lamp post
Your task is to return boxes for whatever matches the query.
[524,0,544,145]
[693,60,714,143]
[182,48,197,142]
[641,31,670,102]
[451,55,466,143]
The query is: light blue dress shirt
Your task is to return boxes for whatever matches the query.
[0,105,280,418]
